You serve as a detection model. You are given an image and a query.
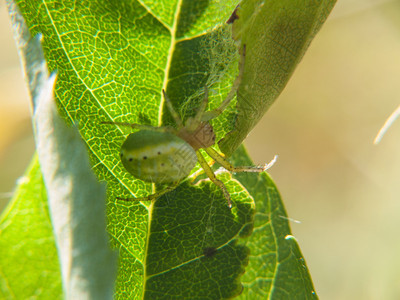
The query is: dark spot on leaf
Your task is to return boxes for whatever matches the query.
[129,158,133,162]
[158,152,161,155]
[143,156,147,160]
[203,247,217,257]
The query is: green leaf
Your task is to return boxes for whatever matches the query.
[231,146,317,299]
[8,0,331,298]
[0,157,62,299]
[219,0,337,155]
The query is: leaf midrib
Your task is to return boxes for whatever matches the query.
[143,0,183,297]
[159,0,183,126]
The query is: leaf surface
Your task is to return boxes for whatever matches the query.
[232,147,317,299]
[0,157,62,299]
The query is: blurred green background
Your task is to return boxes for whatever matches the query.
[1,1,400,299]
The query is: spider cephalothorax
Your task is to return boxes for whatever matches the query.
[177,121,216,150]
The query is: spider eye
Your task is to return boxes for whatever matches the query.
[128,157,133,162]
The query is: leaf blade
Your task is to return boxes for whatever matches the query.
[231,146,317,299]
[219,0,337,155]
[0,157,62,300]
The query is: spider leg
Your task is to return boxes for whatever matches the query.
[117,181,181,202]
[101,121,175,133]
[186,86,209,131]
[204,147,275,173]
[201,45,246,122]
[162,89,183,128]
[196,150,232,208]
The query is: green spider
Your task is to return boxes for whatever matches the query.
[103,47,270,208]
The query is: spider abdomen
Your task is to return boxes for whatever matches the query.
[120,130,198,183]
